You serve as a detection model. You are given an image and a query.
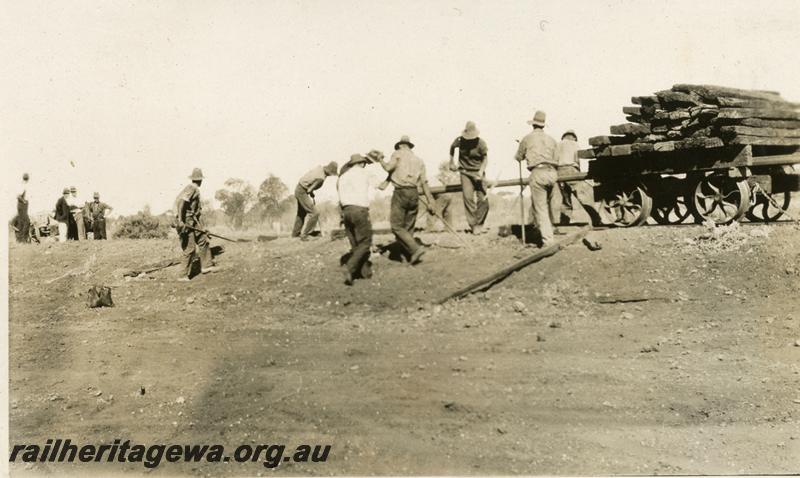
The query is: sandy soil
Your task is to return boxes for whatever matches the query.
[7,217,800,476]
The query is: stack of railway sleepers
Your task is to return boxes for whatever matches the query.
[579,84,800,160]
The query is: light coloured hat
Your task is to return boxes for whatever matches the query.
[63,187,70,194]
[189,168,204,181]
[461,121,479,140]
[562,129,577,140]
[323,161,339,176]
[394,135,415,150]
[70,186,77,193]
[93,192,100,199]
[365,149,384,163]
[527,110,547,127]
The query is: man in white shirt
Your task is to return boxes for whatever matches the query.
[337,150,383,285]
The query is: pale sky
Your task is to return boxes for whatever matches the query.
[3,0,800,216]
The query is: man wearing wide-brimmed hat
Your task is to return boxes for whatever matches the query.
[87,192,113,240]
[515,110,561,246]
[53,187,71,243]
[293,161,338,241]
[66,186,82,240]
[174,168,216,279]
[376,135,436,264]
[337,150,383,285]
[448,121,490,234]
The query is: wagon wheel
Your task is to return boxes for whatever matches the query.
[651,195,691,225]
[689,175,751,225]
[601,184,653,227]
[745,191,790,222]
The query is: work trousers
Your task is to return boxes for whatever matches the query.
[93,218,107,239]
[179,229,212,278]
[57,221,68,242]
[67,214,78,240]
[13,215,31,243]
[460,172,489,229]
[558,165,600,224]
[74,211,85,240]
[529,165,561,245]
[390,187,420,255]
[292,185,318,238]
[342,205,373,276]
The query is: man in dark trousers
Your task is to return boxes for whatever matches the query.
[448,121,490,234]
[337,150,382,285]
[87,192,113,239]
[11,173,32,243]
[174,168,216,280]
[54,187,72,243]
[293,161,338,240]
[377,135,436,265]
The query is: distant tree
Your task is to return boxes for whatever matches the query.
[215,178,255,229]
[256,174,290,222]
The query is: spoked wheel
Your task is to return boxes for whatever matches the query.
[651,195,691,225]
[601,184,653,227]
[746,191,790,222]
[689,175,751,225]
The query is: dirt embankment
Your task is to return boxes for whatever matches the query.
[8,221,800,476]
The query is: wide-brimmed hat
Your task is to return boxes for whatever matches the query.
[527,110,547,127]
[189,168,204,181]
[69,186,77,193]
[348,154,369,165]
[562,129,577,140]
[365,149,384,163]
[62,187,70,194]
[93,192,100,199]
[323,161,339,176]
[394,135,415,150]
[461,121,479,140]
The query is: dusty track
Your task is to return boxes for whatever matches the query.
[8,220,800,475]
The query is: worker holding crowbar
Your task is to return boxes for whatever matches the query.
[173,167,219,280]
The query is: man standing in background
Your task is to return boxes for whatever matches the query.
[87,192,113,240]
[337,150,382,285]
[10,173,32,243]
[67,186,83,240]
[54,188,71,243]
[293,161,339,241]
[515,111,560,247]
[449,121,489,234]
[377,135,437,264]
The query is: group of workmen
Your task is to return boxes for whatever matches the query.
[173,109,595,285]
[10,173,114,243]
[51,187,113,242]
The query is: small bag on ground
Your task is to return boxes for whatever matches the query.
[87,286,114,308]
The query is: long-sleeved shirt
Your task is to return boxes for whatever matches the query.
[383,149,428,188]
[515,129,557,169]
[88,201,111,220]
[297,166,327,194]
[175,183,202,227]
[54,196,71,222]
[449,136,488,173]
[555,139,579,168]
[337,165,373,208]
